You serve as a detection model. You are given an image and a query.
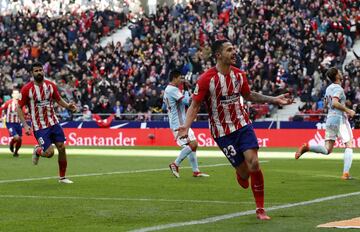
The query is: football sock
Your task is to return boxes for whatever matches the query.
[175,146,192,166]
[250,169,264,209]
[14,138,22,154]
[58,160,67,178]
[309,145,328,155]
[36,147,45,157]
[343,148,353,173]
[188,152,200,172]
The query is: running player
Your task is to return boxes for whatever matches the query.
[295,67,355,180]
[0,90,23,157]
[164,70,209,178]
[177,40,294,220]
[17,62,77,184]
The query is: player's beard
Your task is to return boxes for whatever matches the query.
[34,74,44,82]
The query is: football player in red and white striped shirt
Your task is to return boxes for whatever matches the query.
[0,90,23,157]
[17,62,77,184]
[177,40,294,220]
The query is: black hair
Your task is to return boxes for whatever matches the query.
[211,40,229,58]
[326,67,338,82]
[168,69,182,82]
[31,61,43,71]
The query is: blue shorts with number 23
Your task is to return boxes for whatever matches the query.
[214,125,259,167]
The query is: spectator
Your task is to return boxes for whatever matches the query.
[74,105,92,121]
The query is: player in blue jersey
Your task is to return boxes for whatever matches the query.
[163,70,209,178]
[295,67,356,180]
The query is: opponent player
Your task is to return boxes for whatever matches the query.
[164,70,209,178]
[295,67,356,180]
[177,40,294,220]
[17,62,77,184]
[0,90,23,157]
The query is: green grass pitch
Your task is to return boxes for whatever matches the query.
[0,147,359,232]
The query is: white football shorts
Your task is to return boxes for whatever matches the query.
[325,119,353,143]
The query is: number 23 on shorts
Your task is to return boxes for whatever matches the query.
[223,145,237,158]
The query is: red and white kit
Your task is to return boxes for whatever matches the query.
[0,99,20,123]
[19,79,60,131]
[193,66,251,138]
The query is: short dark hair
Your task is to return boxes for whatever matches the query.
[212,40,229,58]
[32,61,43,71]
[168,69,182,82]
[326,67,338,82]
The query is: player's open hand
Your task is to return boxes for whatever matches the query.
[274,93,295,105]
[176,126,189,139]
[68,103,77,112]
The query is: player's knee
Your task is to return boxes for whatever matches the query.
[189,141,198,151]
[246,156,259,171]
[345,141,353,148]
[57,143,65,150]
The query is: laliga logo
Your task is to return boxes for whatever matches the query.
[308,131,325,146]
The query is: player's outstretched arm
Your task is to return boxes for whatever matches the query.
[244,92,294,106]
[57,98,77,112]
[176,99,201,139]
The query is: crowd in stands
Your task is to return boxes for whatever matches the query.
[1,0,360,123]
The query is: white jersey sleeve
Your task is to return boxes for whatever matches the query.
[164,85,186,130]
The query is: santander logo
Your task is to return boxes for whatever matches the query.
[308,131,360,148]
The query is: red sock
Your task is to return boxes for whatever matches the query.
[36,147,44,156]
[250,169,264,209]
[15,138,22,154]
[58,160,67,178]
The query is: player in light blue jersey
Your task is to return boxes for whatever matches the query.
[295,67,356,180]
[164,70,209,178]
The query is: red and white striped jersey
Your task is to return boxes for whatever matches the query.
[18,79,61,131]
[0,99,20,123]
[192,66,251,138]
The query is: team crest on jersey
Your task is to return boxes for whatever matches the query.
[194,84,199,95]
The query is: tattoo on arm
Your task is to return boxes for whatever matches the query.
[246,92,275,104]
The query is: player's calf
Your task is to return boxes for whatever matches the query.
[32,145,42,165]
[236,172,249,189]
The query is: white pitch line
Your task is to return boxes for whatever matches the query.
[0,163,229,184]
[129,191,360,232]
[0,195,257,205]
[0,161,268,184]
